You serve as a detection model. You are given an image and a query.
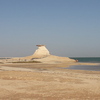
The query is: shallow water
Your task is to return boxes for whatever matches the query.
[66,65,100,71]
[70,57,100,63]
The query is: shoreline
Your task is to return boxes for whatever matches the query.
[0,62,100,73]
[0,62,100,100]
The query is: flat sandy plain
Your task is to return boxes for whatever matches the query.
[0,62,100,100]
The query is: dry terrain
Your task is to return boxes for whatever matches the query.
[0,63,100,100]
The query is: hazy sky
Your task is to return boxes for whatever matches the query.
[0,0,100,57]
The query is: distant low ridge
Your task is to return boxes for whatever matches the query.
[0,45,76,64]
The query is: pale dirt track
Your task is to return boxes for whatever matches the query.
[0,63,100,100]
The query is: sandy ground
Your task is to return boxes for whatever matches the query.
[0,63,100,100]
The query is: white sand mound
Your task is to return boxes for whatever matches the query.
[1,45,76,63]
[32,45,50,58]
[23,45,75,63]
[34,55,75,64]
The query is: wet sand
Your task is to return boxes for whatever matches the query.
[0,63,100,100]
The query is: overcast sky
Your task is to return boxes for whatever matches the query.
[0,0,100,57]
